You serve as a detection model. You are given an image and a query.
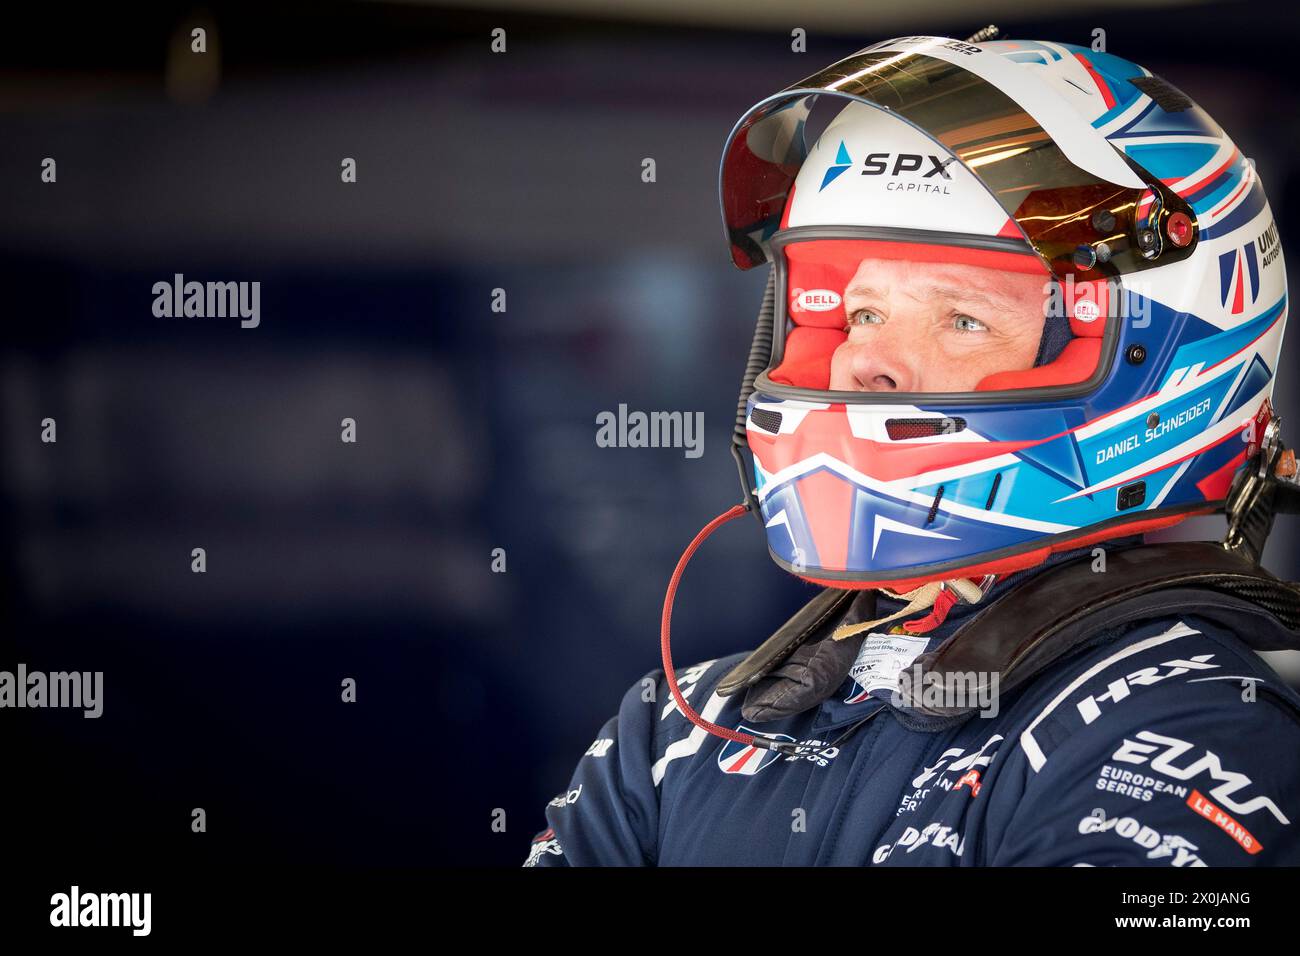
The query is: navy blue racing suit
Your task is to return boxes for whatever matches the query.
[526,555,1300,867]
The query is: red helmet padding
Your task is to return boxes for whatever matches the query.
[784,238,1046,278]
[770,239,1108,391]
[783,239,1046,332]
[972,277,1109,389]
[768,327,846,389]
[974,336,1102,391]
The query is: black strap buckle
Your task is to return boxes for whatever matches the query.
[1224,416,1300,562]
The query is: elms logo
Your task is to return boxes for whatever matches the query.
[819,140,853,191]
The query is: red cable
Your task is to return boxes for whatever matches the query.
[659,504,759,748]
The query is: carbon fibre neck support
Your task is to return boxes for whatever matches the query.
[718,541,1300,722]
[903,540,1300,718]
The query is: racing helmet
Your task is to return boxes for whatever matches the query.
[721,36,1287,589]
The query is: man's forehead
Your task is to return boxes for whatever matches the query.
[845,257,1045,297]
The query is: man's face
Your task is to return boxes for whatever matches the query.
[827,257,1048,393]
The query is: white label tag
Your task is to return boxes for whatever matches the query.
[845,632,930,703]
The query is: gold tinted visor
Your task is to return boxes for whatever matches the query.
[719,41,1198,281]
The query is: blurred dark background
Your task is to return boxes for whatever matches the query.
[1,0,1297,866]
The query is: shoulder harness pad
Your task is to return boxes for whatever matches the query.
[719,541,1300,722]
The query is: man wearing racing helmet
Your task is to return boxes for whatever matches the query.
[527,33,1300,867]
[829,254,1050,392]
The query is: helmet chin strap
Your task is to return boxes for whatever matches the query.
[661,505,996,755]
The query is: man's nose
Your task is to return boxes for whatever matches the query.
[844,340,918,391]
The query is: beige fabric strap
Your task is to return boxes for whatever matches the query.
[830,577,988,642]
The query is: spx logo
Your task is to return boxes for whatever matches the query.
[818,140,958,192]
[819,140,854,191]
[861,152,958,180]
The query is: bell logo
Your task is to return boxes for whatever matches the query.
[791,288,842,313]
[1073,299,1102,323]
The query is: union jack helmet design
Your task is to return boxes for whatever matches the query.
[719,36,1286,587]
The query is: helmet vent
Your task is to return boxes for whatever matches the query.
[1129,75,1193,113]
[985,472,1003,510]
[925,485,946,526]
[748,407,784,433]
[886,417,967,440]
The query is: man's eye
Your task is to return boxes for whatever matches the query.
[953,314,988,333]
[846,309,884,328]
